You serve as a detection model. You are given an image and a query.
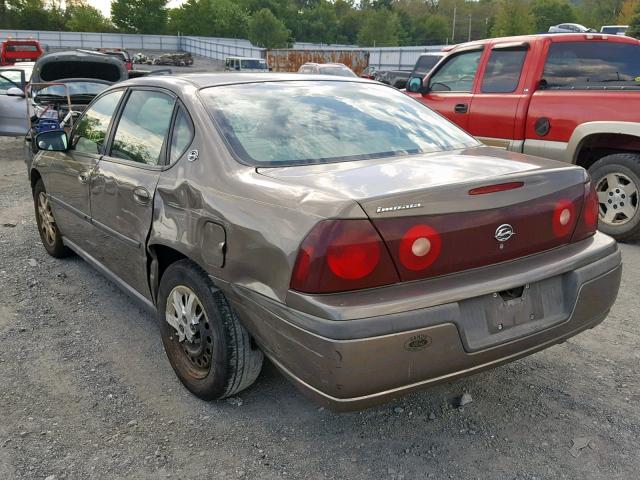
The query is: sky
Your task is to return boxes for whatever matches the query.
[87,0,186,17]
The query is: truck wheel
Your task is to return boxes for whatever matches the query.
[33,179,69,258]
[158,259,263,400]
[589,153,640,242]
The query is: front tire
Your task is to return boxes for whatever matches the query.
[158,260,263,400]
[589,153,640,242]
[33,179,68,258]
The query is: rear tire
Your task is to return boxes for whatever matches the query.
[588,153,640,242]
[158,259,263,400]
[33,179,69,258]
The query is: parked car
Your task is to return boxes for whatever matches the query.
[360,66,377,79]
[374,69,411,89]
[0,70,28,136]
[297,62,357,77]
[407,33,640,241]
[95,48,134,70]
[224,56,268,72]
[27,73,621,410]
[548,23,595,33]
[0,39,43,66]
[404,52,445,91]
[600,25,628,35]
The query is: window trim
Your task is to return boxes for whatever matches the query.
[102,86,178,170]
[427,47,485,94]
[167,100,195,166]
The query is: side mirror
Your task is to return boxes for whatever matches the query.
[6,87,25,98]
[407,77,426,93]
[36,130,68,152]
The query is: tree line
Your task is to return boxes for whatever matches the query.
[1,0,640,49]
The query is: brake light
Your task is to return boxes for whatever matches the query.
[571,182,599,242]
[398,224,441,271]
[468,182,524,195]
[290,220,399,293]
[552,199,576,238]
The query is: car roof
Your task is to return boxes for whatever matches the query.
[119,72,373,90]
[447,32,640,52]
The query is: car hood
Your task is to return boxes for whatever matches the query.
[31,51,128,84]
[256,146,588,217]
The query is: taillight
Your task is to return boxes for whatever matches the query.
[398,224,441,271]
[571,182,599,242]
[552,199,577,238]
[290,220,399,294]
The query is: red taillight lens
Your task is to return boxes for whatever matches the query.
[398,224,442,271]
[552,199,577,238]
[468,182,524,195]
[571,182,599,242]
[290,220,399,294]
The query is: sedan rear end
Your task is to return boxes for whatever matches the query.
[196,77,621,410]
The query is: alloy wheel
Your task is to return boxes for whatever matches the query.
[596,172,638,226]
[37,192,57,246]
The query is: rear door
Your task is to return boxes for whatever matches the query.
[0,72,28,136]
[467,43,530,149]
[89,88,177,298]
[420,47,484,131]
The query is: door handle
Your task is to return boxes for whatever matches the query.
[77,171,91,184]
[454,103,469,114]
[133,186,151,204]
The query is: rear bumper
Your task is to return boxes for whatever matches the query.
[225,233,621,411]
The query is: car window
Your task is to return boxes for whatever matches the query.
[481,49,527,93]
[110,90,175,166]
[201,80,478,166]
[412,55,442,77]
[542,41,640,88]
[428,50,482,92]
[169,106,194,163]
[0,74,19,93]
[73,90,123,155]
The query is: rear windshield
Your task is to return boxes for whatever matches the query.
[240,59,266,69]
[6,44,39,52]
[412,55,442,76]
[542,41,640,88]
[201,81,478,166]
[318,66,357,77]
[601,27,627,35]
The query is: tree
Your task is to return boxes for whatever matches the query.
[530,0,575,33]
[491,0,534,37]
[66,4,112,33]
[357,8,400,46]
[4,0,66,30]
[168,0,249,37]
[111,0,168,34]
[628,3,640,37]
[247,8,290,48]
[413,15,449,45]
[618,0,639,24]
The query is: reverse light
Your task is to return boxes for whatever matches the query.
[552,199,576,237]
[290,220,399,294]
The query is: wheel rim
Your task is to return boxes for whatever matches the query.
[165,285,213,379]
[596,172,638,226]
[37,192,57,246]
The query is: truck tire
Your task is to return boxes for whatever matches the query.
[33,179,69,258]
[158,259,263,400]
[588,153,640,242]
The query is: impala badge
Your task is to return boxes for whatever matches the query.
[495,224,515,243]
[376,203,422,214]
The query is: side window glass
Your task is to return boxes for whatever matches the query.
[481,49,527,93]
[169,107,194,164]
[0,74,18,93]
[111,90,175,165]
[73,90,123,155]
[429,50,482,92]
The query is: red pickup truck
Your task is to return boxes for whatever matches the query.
[407,33,640,241]
[0,39,43,66]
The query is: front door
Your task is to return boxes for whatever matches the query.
[0,72,28,136]
[90,88,176,298]
[44,90,124,252]
[420,48,484,131]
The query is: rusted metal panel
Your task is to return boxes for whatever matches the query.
[266,49,370,75]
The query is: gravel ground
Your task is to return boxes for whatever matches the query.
[0,136,639,480]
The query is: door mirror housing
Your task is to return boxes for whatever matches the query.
[6,87,25,98]
[36,130,69,152]
[407,77,424,93]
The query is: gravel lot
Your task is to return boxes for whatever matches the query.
[0,135,639,480]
